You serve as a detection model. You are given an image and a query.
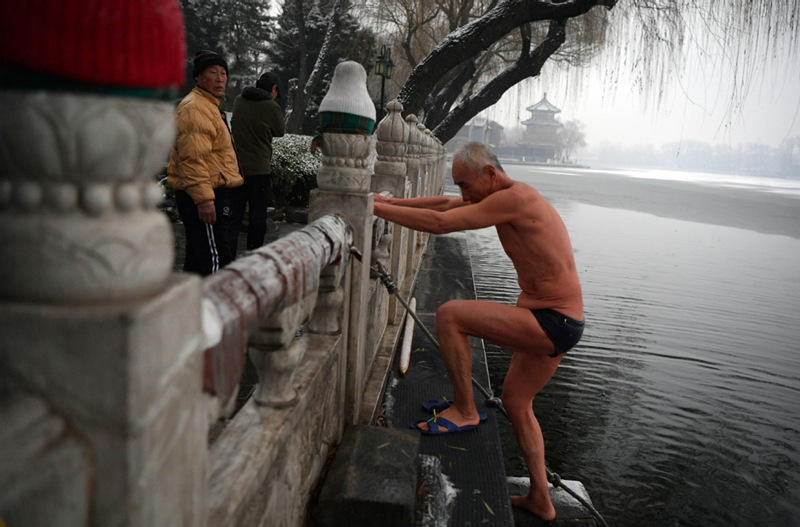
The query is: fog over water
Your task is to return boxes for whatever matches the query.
[466,165,800,526]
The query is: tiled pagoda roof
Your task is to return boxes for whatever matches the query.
[525,93,561,114]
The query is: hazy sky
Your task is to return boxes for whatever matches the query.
[487,37,800,150]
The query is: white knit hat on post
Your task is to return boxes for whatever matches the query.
[318,61,376,120]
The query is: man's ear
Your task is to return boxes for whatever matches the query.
[483,164,496,179]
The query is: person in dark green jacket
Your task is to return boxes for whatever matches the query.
[231,72,286,250]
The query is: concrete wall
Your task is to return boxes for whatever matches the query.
[0,89,445,527]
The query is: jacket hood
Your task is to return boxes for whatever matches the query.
[242,86,272,101]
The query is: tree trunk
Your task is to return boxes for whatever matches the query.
[424,59,478,131]
[431,20,567,144]
[396,0,614,121]
[285,0,309,133]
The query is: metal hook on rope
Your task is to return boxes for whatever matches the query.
[371,262,610,527]
[372,261,440,349]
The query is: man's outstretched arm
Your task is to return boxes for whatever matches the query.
[373,200,444,234]
[373,192,465,212]
[374,187,525,235]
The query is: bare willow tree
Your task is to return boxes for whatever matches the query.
[360,0,799,144]
[365,0,615,141]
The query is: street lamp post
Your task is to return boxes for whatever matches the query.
[375,44,394,122]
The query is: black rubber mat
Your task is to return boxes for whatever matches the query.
[385,232,514,526]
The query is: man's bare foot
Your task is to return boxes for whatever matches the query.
[510,493,556,521]
[416,405,480,432]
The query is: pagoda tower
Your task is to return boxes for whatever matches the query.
[521,93,562,161]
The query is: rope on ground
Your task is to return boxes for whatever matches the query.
[372,262,610,527]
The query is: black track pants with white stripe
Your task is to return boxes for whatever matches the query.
[176,187,245,276]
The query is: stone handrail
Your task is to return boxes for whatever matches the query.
[0,89,446,526]
[202,99,446,524]
[201,214,351,417]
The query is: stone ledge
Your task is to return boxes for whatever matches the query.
[507,477,598,527]
[311,425,419,527]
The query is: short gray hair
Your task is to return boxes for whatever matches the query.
[452,142,504,174]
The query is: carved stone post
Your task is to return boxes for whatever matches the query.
[0,92,207,525]
[423,128,436,198]
[308,223,350,337]
[434,137,446,194]
[414,124,433,251]
[420,124,432,198]
[309,132,373,424]
[404,115,421,270]
[0,95,175,302]
[249,296,317,406]
[431,135,440,194]
[0,3,206,523]
[372,100,410,323]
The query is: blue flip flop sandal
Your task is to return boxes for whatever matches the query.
[412,416,477,435]
[421,398,488,421]
[421,398,452,412]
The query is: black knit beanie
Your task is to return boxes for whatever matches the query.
[192,50,228,78]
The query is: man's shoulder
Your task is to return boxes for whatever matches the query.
[177,90,197,109]
[508,179,535,191]
[233,96,279,113]
[493,180,538,202]
[255,100,286,126]
[484,181,548,224]
[176,94,219,131]
[256,98,282,111]
[180,90,215,111]
[508,180,544,203]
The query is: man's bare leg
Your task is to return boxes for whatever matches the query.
[503,351,562,520]
[417,300,483,431]
[417,299,558,433]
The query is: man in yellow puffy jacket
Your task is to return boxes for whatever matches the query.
[167,50,245,276]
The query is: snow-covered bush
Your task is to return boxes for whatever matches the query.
[271,134,321,208]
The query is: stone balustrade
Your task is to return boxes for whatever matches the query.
[0,91,446,527]
[201,215,351,417]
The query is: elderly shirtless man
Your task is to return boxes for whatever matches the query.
[372,141,584,520]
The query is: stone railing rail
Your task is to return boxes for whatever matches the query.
[0,91,446,527]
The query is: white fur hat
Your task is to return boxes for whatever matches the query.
[318,61,376,121]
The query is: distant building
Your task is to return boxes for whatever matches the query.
[519,93,563,161]
[446,117,504,153]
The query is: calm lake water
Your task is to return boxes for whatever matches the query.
[467,166,800,526]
